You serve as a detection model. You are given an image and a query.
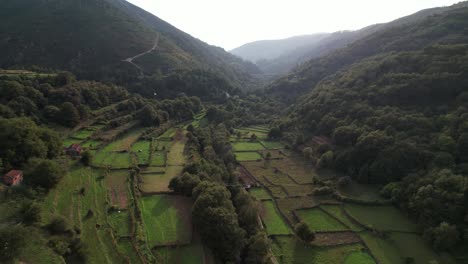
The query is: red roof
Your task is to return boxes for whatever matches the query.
[5,170,22,179]
[69,144,81,150]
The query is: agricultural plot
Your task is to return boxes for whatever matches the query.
[167,140,186,166]
[158,127,176,139]
[249,187,272,200]
[272,157,317,184]
[277,197,318,224]
[93,151,132,169]
[103,128,144,152]
[132,140,151,165]
[265,185,288,199]
[41,165,131,263]
[71,127,96,140]
[234,128,268,139]
[235,151,262,161]
[320,204,364,232]
[260,149,285,159]
[271,236,366,264]
[63,138,82,147]
[282,183,314,196]
[260,140,284,149]
[142,166,166,174]
[140,166,182,193]
[139,195,192,247]
[344,204,419,232]
[344,251,376,264]
[150,151,166,166]
[260,200,292,235]
[296,208,349,232]
[108,211,131,237]
[232,142,265,152]
[338,183,385,202]
[153,243,206,264]
[81,139,102,150]
[104,170,129,208]
[360,232,404,264]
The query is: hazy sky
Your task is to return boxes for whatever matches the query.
[127,0,461,50]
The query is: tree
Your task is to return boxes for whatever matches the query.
[48,216,71,235]
[81,151,92,166]
[25,159,65,190]
[169,173,201,196]
[244,232,270,264]
[295,221,315,242]
[59,102,80,127]
[139,105,160,127]
[0,226,27,262]
[424,222,460,251]
[19,201,41,225]
[268,127,282,139]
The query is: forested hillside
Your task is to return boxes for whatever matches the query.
[267,3,468,101]
[0,0,260,91]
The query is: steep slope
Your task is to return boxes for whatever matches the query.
[230,33,330,63]
[0,0,260,90]
[267,2,468,101]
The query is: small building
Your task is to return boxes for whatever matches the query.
[3,170,23,186]
[66,144,83,157]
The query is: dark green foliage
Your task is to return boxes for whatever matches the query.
[25,159,65,190]
[244,232,270,264]
[423,222,460,251]
[80,151,92,166]
[47,216,71,235]
[58,102,80,127]
[19,201,41,225]
[268,127,282,139]
[139,105,160,127]
[0,225,27,262]
[169,172,201,196]
[295,221,315,242]
[0,117,61,167]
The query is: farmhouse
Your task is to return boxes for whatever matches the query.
[66,143,83,157]
[3,170,23,186]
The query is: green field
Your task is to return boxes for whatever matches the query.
[260,140,284,149]
[232,142,265,151]
[320,204,364,232]
[344,204,419,232]
[296,208,349,232]
[81,139,102,150]
[71,128,96,140]
[93,151,132,168]
[159,128,176,139]
[139,195,192,247]
[261,201,292,235]
[360,232,404,264]
[235,151,262,161]
[151,151,166,166]
[108,211,131,237]
[344,251,376,264]
[249,187,272,200]
[339,183,385,202]
[132,141,151,165]
[272,236,366,264]
[63,138,82,147]
[153,243,206,264]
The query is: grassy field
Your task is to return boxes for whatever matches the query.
[360,232,404,264]
[339,183,385,202]
[320,204,364,232]
[108,210,131,237]
[277,197,318,224]
[71,128,96,140]
[261,201,292,235]
[153,242,206,264]
[344,204,419,232]
[103,129,144,152]
[167,140,186,166]
[249,187,272,200]
[139,195,192,247]
[81,139,102,150]
[271,236,366,264]
[104,170,129,208]
[260,140,284,149]
[267,185,289,199]
[150,151,166,166]
[235,151,262,161]
[41,165,130,263]
[272,157,317,184]
[344,251,376,264]
[63,138,82,147]
[159,128,176,139]
[232,142,265,151]
[140,166,182,193]
[296,208,349,232]
[132,141,151,165]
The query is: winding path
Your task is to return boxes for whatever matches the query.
[122,34,160,74]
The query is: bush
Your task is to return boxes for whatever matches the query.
[295,221,315,242]
[313,186,333,196]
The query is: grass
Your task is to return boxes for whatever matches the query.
[81,139,102,150]
[104,170,129,208]
[261,200,292,235]
[267,185,288,198]
[232,142,265,152]
[276,197,318,224]
[271,156,317,184]
[344,251,376,264]
[271,236,365,264]
[389,233,456,264]
[360,232,403,264]
[139,195,192,247]
[339,182,385,202]
[41,165,129,263]
[108,211,131,237]
[151,151,166,166]
[71,128,96,140]
[235,151,262,161]
[249,187,272,200]
[153,243,206,264]
[140,166,183,193]
[63,138,82,147]
[159,128,176,139]
[344,204,419,232]
[103,128,144,152]
[132,141,151,165]
[320,204,364,232]
[296,208,349,232]
[166,140,186,166]
[260,140,284,149]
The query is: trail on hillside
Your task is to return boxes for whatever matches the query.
[122,33,160,74]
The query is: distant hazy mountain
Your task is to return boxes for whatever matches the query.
[0,0,260,89]
[232,2,468,78]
